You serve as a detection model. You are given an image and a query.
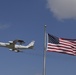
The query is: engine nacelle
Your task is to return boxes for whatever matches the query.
[9,41,13,43]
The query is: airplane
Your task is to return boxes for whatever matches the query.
[0,39,35,52]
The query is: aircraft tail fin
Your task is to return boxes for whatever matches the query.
[27,41,35,49]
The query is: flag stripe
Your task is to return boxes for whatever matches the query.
[47,46,74,52]
[48,43,72,49]
[47,49,75,56]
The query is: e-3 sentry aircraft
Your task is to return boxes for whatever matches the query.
[0,39,35,52]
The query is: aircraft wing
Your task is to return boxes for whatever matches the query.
[13,39,25,45]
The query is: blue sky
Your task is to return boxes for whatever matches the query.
[0,0,76,75]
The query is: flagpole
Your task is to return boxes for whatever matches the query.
[43,25,47,75]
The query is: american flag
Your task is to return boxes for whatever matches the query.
[47,34,76,56]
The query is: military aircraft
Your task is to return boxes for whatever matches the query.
[0,39,35,52]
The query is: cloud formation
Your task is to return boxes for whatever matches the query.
[0,24,10,30]
[47,0,76,20]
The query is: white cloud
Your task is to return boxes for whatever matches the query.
[47,0,76,20]
[0,24,10,30]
